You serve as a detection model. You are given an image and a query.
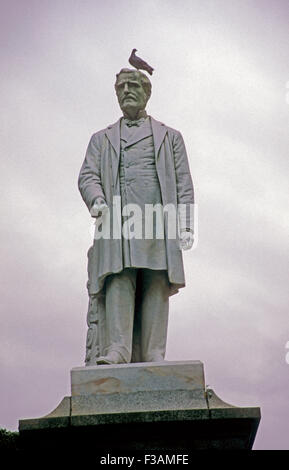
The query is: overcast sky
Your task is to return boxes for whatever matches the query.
[0,0,289,450]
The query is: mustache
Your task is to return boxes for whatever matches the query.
[121,95,136,101]
[122,94,136,101]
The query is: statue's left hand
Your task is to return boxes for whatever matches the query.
[179,229,194,250]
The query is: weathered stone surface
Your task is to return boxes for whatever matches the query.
[70,361,207,416]
[71,389,207,416]
[71,360,205,396]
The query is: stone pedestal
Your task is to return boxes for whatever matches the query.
[19,361,260,451]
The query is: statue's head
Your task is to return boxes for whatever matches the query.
[115,68,152,117]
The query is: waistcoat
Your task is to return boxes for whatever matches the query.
[119,117,167,269]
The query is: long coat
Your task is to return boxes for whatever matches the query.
[78,116,194,297]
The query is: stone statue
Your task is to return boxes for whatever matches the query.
[78,68,194,365]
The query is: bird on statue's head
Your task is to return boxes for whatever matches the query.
[129,48,154,76]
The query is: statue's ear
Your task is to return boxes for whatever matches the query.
[144,91,151,105]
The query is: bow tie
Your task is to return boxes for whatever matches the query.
[124,117,146,128]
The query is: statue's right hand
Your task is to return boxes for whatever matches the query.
[90,197,108,218]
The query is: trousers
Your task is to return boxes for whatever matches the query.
[104,268,170,363]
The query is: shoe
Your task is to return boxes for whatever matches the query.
[96,351,125,365]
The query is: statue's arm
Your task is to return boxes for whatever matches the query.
[78,133,106,211]
[172,130,195,249]
[172,130,194,206]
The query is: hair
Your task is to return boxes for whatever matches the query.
[115,68,152,99]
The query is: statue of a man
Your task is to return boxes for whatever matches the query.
[78,68,194,365]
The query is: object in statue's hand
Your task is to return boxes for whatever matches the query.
[179,229,194,251]
[129,49,154,75]
[90,197,108,218]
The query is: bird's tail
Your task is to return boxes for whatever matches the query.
[147,66,154,76]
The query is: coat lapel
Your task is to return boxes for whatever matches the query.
[105,118,121,155]
[105,119,121,188]
[150,116,167,158]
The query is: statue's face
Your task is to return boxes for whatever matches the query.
[115,72,148,115]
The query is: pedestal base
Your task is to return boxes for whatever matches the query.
[19,361,260,451]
